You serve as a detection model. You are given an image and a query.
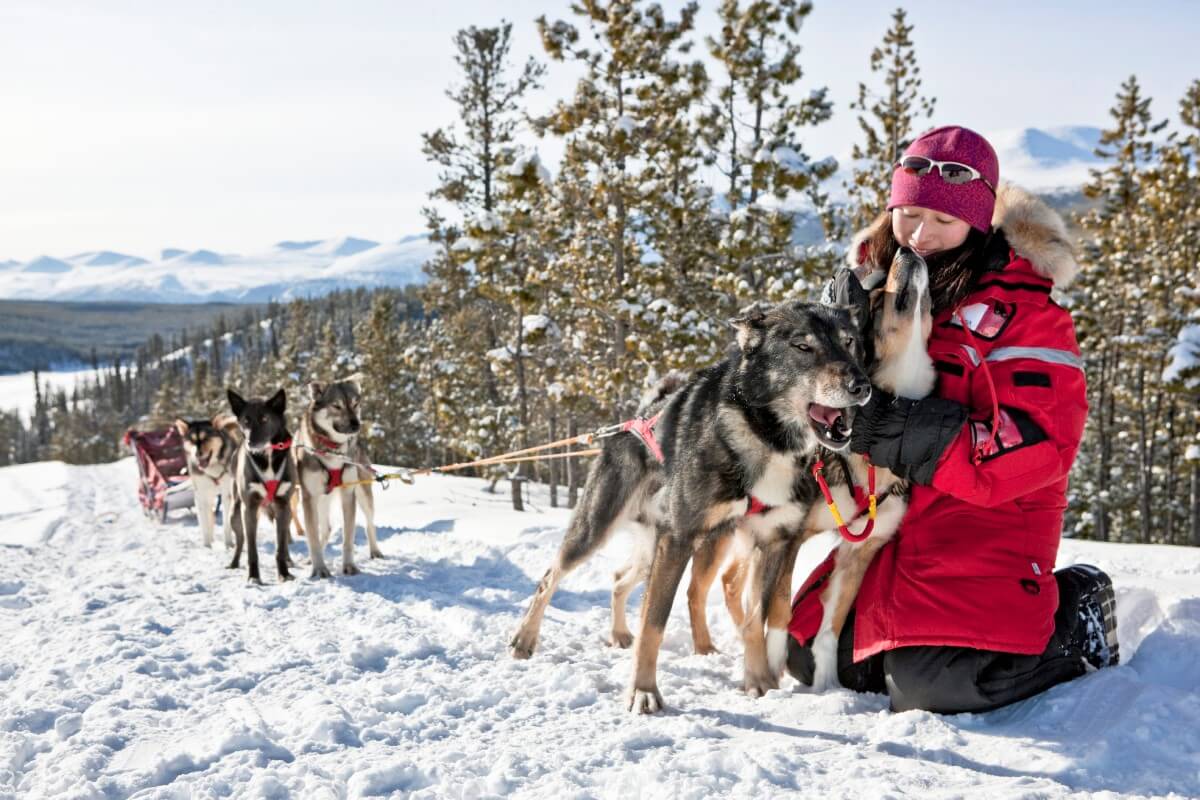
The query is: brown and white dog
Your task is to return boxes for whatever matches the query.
[295,380,380,578]
[175,414,241,550]
[781,246,937,693]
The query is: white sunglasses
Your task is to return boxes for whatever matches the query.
[895,156,996,195]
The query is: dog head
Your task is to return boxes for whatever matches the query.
[226,388,288,452]
[872,247,933,369]
[307,379,362,442]
[826,248,933,395]
[174,418,227,471]
[730,300,870,452]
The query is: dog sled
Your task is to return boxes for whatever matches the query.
[123,426,195,522]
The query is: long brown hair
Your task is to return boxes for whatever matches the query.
[859,211,993,315]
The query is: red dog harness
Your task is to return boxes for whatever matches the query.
[258,437,292,503]
[311,432,347,494]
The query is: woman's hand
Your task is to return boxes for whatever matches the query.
[849,386,967,485]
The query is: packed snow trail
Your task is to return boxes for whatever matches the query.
[1,459,1198,799]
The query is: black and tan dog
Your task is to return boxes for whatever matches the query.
[226,388,297,584]
[510,300,874,711]
[174,414,240,550]
[295,380,380,578]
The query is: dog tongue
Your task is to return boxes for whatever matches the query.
[808,403,843,428]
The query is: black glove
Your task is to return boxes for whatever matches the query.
[850,386,968,485]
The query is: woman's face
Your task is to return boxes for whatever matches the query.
[891,206,972,257]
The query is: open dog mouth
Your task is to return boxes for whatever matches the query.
[808,403,852,450]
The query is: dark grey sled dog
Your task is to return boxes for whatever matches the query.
[509,300,873,711]
[226,388,298,584]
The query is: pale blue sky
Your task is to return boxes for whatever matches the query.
[1,0,1196,260]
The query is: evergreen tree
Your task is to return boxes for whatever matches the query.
[701,0,837,305]
[421,21,544,476]
[843,7,936,233]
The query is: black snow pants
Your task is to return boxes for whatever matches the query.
[786,568,1092,714]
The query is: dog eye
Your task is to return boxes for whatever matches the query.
[792,341,812,353]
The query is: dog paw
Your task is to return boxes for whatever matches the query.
[247,576,264,586]
[626,686,665,714]
[509,632,536,660]
[226,560,240,570]
[278,572,295,583]
[341,563,360,576]
[310,565,332,580]
[369,548,385,559]
[693,640,721,656]
[609,629,634,649]
[743,671,780,698]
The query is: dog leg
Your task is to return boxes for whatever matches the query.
[275,499,294,582]
[687,529,733,655]
[301,489,331,579]
[812,500,907,691]
[195,482,216,549]
[227,497,244,569]
[220,483,235,549]
[243,495,263,585]
[318,497,332,550]
[740,543,778,698]
[721,553,747,629]
[627,530,693,714]
[765,536,803,680]
[610,525,654,649]
[510,465,648,660]
[357,483,382,559]
[340,488,359,576]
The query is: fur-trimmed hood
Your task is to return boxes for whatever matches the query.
[845,182,1080,288]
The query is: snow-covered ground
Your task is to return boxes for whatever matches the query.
[2,458,1198,799]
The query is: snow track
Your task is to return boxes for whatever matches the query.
[0,459,1198,798]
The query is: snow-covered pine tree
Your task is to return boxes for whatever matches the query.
[701,0,837,306]
[536,0,703,418]
[1073,75,1169,542]
[843,7,936,234]
[1145,79,1200,544]
[355,292,426,467]
[421,21,544,474]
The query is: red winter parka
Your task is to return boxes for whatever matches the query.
[789,183,1088,660]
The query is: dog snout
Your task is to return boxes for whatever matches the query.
[847,370,871,403]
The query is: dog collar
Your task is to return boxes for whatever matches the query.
[312,431,345,452]
[268,437,292,451]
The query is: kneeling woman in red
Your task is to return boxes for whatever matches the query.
[787,126,1118,713]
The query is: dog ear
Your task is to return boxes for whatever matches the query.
[341,373,363,395]
[729,305,768,351]
[226,389,246,417]
[174,418,189,437]
[267,388,287,414]
[308,382,325,403]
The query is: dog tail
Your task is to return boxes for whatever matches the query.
[556,434,659,572]
[637,370,689,415]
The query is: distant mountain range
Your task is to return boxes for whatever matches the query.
[0,127,1105,305]
[0,235,435,305]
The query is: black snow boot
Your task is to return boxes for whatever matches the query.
[1056,564,1120,670]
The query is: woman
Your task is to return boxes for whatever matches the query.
[786,125,1118,714]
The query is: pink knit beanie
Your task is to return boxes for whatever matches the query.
[887,125,999,233]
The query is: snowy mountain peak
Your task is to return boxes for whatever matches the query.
[69,251,150,268]
[0,235,433,304]
[23,256,73,274]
